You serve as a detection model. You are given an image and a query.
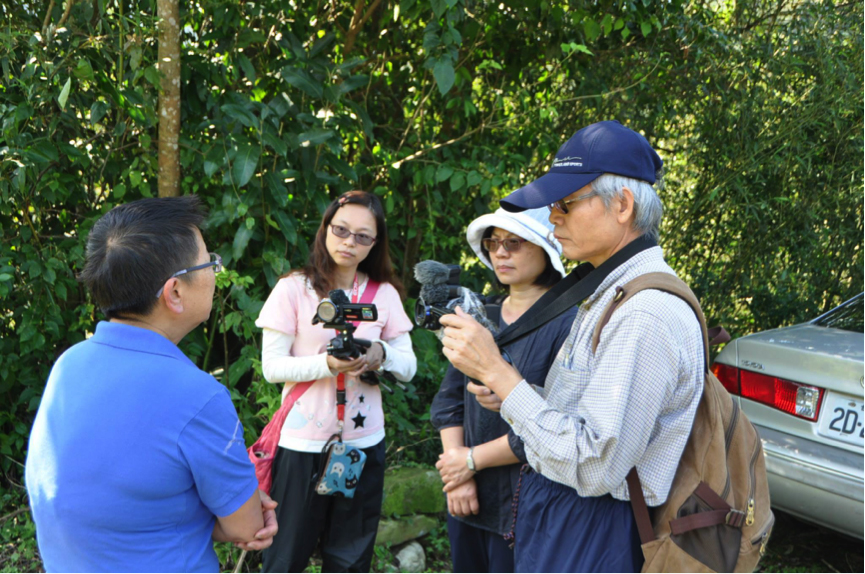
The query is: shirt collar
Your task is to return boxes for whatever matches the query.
[583,246,666,308]
[90,321,197,367]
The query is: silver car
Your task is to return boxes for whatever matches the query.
[712,293,864,539]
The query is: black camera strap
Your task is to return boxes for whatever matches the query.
[494,235,658,348]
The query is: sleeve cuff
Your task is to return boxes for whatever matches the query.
[500,379,547,435]
[372,339,390,369]
[212,476,260,518]
[432,421,465,431]
[507,429,529,464]
[318,352,337,378]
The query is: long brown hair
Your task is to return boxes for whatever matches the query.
[300,190,405,299]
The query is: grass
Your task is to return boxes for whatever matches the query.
[757,510,863,573]
[2,498,862,573]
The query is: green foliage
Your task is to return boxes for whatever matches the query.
[0,1,862,570]
[0,490,40,572]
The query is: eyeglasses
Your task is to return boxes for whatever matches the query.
[155,252,223,298]
[548,190,598,214]
[482,237,528,253]
[330,224,377,247]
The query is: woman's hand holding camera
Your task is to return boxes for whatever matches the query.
[326,354,366,375]
[362,342,385,372]
[326,342,385,377]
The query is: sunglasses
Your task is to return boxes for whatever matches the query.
[482,237,528,253]
[330,224,377,247]
[548,190,598,214]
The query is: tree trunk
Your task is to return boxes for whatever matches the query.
[157,0,181,197]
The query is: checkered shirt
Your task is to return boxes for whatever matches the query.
[500,246,704,506]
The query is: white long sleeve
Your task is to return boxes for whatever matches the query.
[372,332,417,382]
[261,329,334,384]
[261,329,417,385]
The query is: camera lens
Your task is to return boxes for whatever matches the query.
[414,300,430,328]
[318,300,337,322]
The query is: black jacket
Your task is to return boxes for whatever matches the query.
[430,304,577,535]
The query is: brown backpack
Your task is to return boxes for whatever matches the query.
[592,273,774,573]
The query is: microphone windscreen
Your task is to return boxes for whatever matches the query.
[414,260,451,285]
[420,284,450,305]
[328,289,351,305]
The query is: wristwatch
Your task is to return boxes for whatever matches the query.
[466,447,477,472]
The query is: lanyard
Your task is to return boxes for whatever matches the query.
[335,274,360,434]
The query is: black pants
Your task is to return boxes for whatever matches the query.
[261,440,386,573]
[447,514,515,573]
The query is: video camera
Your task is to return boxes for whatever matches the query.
[312,289,404,393]
[414,263,461,330]
[413,260,498,334]
[413,260,512,387]
[312,289,377,359]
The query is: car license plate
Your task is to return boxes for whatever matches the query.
[817,393,864,447]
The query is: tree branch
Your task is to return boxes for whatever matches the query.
[358,0,383,29]
[42,0,56,37]
[57,0,77,29]
[343,0,383,55]
[0,507,28,523]
[343,0,365,55]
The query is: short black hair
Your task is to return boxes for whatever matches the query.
[79,196,207,319]
[480,227,562,290]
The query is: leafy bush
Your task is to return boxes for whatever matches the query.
[0,1,861,570]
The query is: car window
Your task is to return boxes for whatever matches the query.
[812,293,864,333]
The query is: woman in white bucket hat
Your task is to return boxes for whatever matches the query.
[466,207,566,295]
[430,207,575,573]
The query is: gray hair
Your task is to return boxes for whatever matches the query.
[591,173,664,241]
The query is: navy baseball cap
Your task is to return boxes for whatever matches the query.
[500,120,663,212]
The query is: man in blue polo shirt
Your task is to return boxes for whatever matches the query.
[26,196,277,572]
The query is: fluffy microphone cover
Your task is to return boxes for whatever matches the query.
[414,260,498,337]
[328,289,351,305]
[414,260,452,286]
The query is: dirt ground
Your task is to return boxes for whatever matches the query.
[757,510,863,573]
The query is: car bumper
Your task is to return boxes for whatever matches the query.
[756,423,864,539]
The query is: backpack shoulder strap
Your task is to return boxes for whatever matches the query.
[594,273,735,545]
[590,272,711,372]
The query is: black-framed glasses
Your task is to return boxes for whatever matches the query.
[548,190,598,214]
[155,252,223,298]
[330,224,377,247]
[482,237,529,253]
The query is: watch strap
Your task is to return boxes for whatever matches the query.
[466,447,477,472]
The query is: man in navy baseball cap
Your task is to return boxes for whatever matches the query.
[439,121,706,572]
[501,120,663,213]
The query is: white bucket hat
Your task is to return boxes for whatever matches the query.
[466,207,565,276]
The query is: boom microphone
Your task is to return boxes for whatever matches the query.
[329,289,351,305]
[414,260,460,286]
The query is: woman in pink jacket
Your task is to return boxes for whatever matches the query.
[256,191,417,572]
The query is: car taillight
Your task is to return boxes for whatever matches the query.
[711,362,740,394]
[710,363,824,421]
[740,369,824,421]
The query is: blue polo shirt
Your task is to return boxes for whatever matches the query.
[25,322,259,573]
